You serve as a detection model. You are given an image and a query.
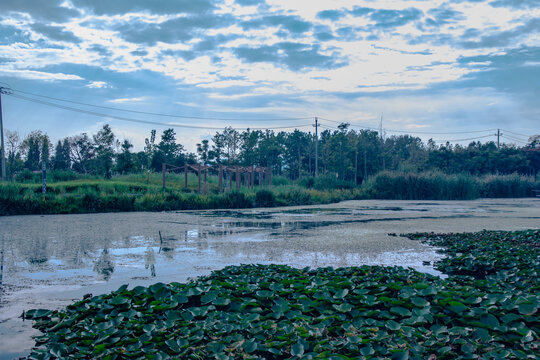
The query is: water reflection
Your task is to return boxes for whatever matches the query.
[0,207,474,293]
[93,249,115,281]
[1,199,539,358]
[144,247,156,278]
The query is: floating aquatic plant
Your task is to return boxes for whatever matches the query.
[26,230,539,359]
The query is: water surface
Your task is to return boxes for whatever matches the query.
[0,198,538,359]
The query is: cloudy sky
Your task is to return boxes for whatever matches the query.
[0,0,538,151]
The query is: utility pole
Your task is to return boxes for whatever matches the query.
[0,86,7,181]
[496,129,502,149]
[379,115,385,171]
[364,148,367,181]
[314,117,318,177]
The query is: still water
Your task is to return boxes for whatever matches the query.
[0,198,539,358]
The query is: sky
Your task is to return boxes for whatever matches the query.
[0,0,539,151]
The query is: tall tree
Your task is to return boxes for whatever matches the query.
[93,124,115,178]
[222,127,240,165]
[116,139,134,174]
[21,131,49,171]
[210,131,226,165]
[151,128,184,170]
[70,133,94,173]
[53,139,71,170]
[196,139,210,165]
[5,130,22,178]
[239,129,263,166]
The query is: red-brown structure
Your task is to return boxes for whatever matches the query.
[162,163,271,193]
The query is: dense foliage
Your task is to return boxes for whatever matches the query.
[26,230,539,359]
[3,125,539,182]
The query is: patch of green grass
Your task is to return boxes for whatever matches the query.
[1,171,538,215]
[26,230,539,359]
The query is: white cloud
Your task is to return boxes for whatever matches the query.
[108,97,148,103]
[0,69,83,81]
[86,81,110,88]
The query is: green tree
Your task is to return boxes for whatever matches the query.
[5,130,23,178]
[53,139,71,170]
[239,129,263,166]
[116,139,134,174]
[93,124,115,178]
[70,133,95,173]
[151,128,184,171]
[143,129,156,170]
[196,139,210,165]
[21,131,49,171]
[284,129,310,180]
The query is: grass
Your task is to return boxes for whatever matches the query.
[25,229,539,359]
[0,171,538,216]
[363,171,540,200]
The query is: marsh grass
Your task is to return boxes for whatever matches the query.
[1,171,537,215]
[363,171,539,200]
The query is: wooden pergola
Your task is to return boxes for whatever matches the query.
[162,163,271,193]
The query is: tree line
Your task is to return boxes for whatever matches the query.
[3,124,539,181]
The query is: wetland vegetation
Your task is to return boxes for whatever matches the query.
[2,124,539,215]
[1,171,539,216]
[25,229,539,359]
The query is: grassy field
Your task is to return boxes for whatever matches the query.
[25,229,539,359]
[1,171,538,215]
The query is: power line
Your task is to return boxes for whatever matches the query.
[432,134,495,143]
[320,122,497,144]
[501,129,531,138]
[319,117,497,135]
[502,134,529,144]
[9,88,313,122]
[500,132,529,142]
[7,93,312,131]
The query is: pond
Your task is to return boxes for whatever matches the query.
[0,198,538,359]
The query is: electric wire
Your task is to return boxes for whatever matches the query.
[319,117,497,135]
[500,133,530,142]
[501,129,531,138]
[431,134,495,143]
[502,134,529,144]
[5,87,535,141]
[8,93,312,131]
[9,88,313,122]
[320,121,496,144]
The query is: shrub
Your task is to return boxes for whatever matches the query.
[298,177,315,188]
[255,189,276,207]
[277,188,311,205]
[313,174,355,191]
[270,175,289,186]
[224,191,253,209]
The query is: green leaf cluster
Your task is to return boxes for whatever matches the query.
[26,230,539,359]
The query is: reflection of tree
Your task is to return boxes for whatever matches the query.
[27,238,49,265]
[93,249,115,281]
[144,247,156,277]
[0,237,4,286]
